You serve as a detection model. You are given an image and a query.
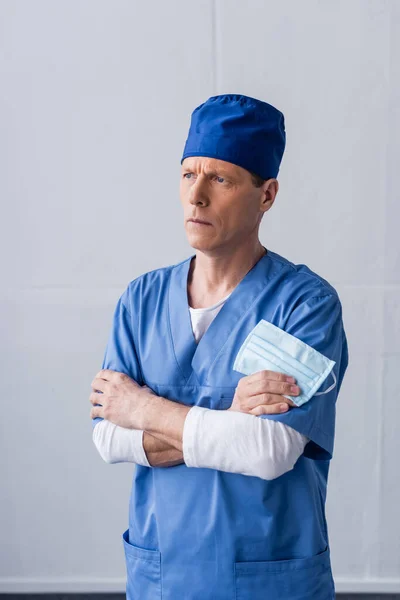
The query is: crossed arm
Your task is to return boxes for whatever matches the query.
[142,431,184,467]
[91,378,309,480]
[139,394,189,467]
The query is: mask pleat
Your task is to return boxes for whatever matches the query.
[249,335,318,379]
[244,343,314,393]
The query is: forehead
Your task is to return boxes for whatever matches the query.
[181,156,243,177]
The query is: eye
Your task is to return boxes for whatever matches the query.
[216,176,225,183]
[183,172,193,179]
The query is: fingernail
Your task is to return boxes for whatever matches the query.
[280,404,288,411]
[286,376,296,383]
[290,385,299,393]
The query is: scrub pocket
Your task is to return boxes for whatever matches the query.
[122,529,161,600]
[234,545,335,600]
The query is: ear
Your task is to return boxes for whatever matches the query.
[261,179,279,212]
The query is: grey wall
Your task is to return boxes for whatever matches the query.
[1,0,399,594]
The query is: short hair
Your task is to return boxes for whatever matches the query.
[249,170,270,188]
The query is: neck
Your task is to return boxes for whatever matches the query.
[187,242,267,307]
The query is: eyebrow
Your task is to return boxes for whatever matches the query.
[182,167,234,178]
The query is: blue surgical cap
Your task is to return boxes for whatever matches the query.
[181,93,286,180]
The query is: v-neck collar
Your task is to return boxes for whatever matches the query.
[168,248,273,385]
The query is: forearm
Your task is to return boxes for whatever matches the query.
[94,395,308,479]
[142,396,309,480]
[143,431,184,467]
[92,419,184,467]
[141,394,190,452]
[181,406,309,480]
[92,420,151,465]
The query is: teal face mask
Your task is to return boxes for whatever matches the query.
[233,319,337,407]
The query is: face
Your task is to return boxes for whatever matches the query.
[180,156,278,253]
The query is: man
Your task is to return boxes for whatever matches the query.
[90,93,349,599]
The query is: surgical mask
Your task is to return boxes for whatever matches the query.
[233,319,337,407]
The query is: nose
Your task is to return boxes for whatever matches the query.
[188,177,209,206]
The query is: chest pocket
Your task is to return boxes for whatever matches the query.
[145,382,237,411]
[218,390,235,409]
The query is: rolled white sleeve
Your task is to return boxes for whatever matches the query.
[182,405,309,480]
[92,419,151,467]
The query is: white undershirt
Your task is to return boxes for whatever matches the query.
[92,294,309,480]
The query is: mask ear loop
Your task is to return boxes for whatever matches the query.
[314,370,337,396]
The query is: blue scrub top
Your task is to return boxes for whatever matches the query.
[93,248,349,600]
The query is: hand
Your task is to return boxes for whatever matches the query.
[228,370,300,415]
[89,369,157,429]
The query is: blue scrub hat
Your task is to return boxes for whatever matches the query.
[181,93,286,180]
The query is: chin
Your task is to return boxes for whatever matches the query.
[186,234,216,252]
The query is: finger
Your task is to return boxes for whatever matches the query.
[244,392,284,410]
[91,377,107,392]
[89,392,104,406]
[248,402,290,416]
[281,396,298,408]
[242,369,296,388]
[246,377,301,399]
[242,369,289,384]
[95,368,117,381]
[90,406,104,419]
[243,392,296,410]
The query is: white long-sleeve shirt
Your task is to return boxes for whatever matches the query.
[92,293,309,480]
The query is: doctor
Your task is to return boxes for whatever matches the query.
[90,93,349,599]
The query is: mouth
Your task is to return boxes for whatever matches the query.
[188,219,212,226]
